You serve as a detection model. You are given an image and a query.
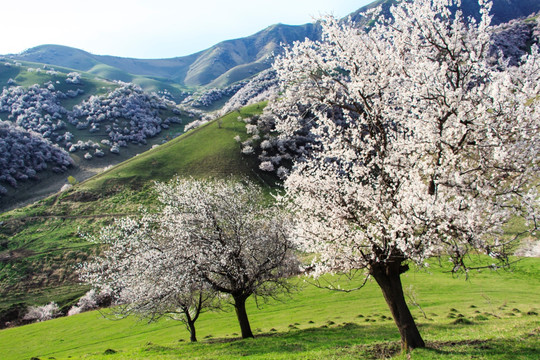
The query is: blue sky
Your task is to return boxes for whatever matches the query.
[3,0,370,59]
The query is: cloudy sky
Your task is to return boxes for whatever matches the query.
[3,0,370,59]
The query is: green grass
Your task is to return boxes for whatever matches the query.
[1,258,539,359]
[79,102,270,192]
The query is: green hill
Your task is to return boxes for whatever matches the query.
[0,103,269,322]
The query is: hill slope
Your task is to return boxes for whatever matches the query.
[0,103,270,325]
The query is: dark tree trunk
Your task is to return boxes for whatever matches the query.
[371,261,425,350]
[183,302,200,343]
[233,294,254,339]
[188,320,197,342]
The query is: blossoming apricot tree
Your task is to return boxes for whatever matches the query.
[271,0,539,349]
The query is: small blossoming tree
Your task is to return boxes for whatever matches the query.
[81,178,297,340]
[80,214,216,342]
[153,178,298,339]
[271,0,539,350]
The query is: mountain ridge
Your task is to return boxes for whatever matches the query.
[5,0,538,89]
[7,23,321,89]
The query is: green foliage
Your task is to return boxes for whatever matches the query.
[67,176,78,185]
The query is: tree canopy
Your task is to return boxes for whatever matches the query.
[81,178,297,340]
[269,0,539,349]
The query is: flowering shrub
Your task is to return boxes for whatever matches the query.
[0,120,72,191]
[23,302,59,323]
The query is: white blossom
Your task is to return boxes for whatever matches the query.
[271,0,539,350]
[80,178,297,340]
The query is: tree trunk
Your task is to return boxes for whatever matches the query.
[371,261,425,350]
[188,319,197,342]
[233,295,254,339]
[183,304,199,342]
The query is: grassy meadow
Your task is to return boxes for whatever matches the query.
[0,257,538,359]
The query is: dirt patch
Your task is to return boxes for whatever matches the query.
[0,248,35,263]
[427,339,492,350]
[364,342,401,359]
[62,191,101,202]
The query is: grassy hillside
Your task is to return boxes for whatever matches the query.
[0,257,538,359]
[0,103,270,319]
[78,102,269,192]
[0,59,115,98]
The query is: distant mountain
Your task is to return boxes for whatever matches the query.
[5,1,537,90]
[8,23,320,89]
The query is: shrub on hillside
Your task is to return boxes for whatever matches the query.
[67,288,113,316]
[23,302,60,323]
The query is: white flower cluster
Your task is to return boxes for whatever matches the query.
[65,72,81,84]
[68,83,177,154]
[67,288,112,316]
[23,302,59,323]
[490,15,540,66]
[0,120,72,194]
[0,84,67,140]
[219,69,279,115]
[182,82,246,108]
[270,0,539,277]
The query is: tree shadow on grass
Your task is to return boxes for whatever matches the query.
[416,322,540,360]
[420,337,540,359]
[141,322,539,359]
[203,322,402,359]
